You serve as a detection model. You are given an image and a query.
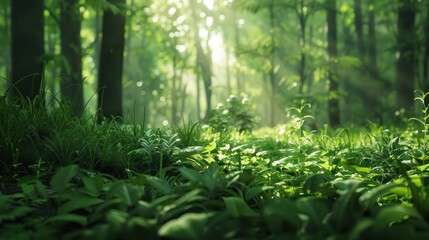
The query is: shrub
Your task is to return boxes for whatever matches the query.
[208,94,258,133]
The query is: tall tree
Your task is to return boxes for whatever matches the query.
[327,0,340,126]
[368,0,377,69]
[97,0,126,121]
[292,0,317,95]
[60,0,83,116]
[396,0,416,113]
[268,0,277,127]
[1,0,10,81]
[232,7,242,93]
[354,0,377,120]
[424,1,429,106]
[10,0,45,104]
[353,0,365,60]
[367,0,383,121]
[297,0,308,95]
[190,0,213,121]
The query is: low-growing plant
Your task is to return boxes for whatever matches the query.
[208,94,258,133]
[174,118,203,148]
[128,129,181,176]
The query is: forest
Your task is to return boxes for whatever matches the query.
[1,0,429,239]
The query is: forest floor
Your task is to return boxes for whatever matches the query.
[1,98,429,240]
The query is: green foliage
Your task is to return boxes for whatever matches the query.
[2,94,429,239]
[128,129,181,176]
[208,95,258,133]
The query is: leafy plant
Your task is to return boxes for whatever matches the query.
[128,129,181,176]
[208,94,258,133]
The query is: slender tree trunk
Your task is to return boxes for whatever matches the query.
[368,0,382,122]
[298,0,307,95]
[355,0,378,121]
[190,0,212,121]
[396,0,416,113]
[125,0,134,65]
[47,28,58,107]
[171,45,179,125]
[233,8,242,92]
[424,1,429,106]
[201,49,212,121]
[97,0,126,122]
[226,46,232,95]
[11,0,45,105]
[368,0,377,68]
[269,0,277,127]
[307,22,314,94]
[2,1,10,80]
[60,0,83,116]
[196,58,201,120]
[342,20,354,123]
[327,0,340,126]
[94,9,101,79]
[180,84,187,119]
[353,0,365,60]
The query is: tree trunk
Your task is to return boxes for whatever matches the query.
[97,0,126,122]
[342,20,354,123]
[196,58,201,120]
[396,0,416,113]
[353,0,365,60]
[93,9,101,82]
[368,0,377,68]
[367,0,382,122]
[269,0,277,127]
[190,0,212,121]
[424,1,429,106]
[233,8,242,92]
[298,0,307,95]
[171,44,179,125]
[60,0,83,116]
[125,0,134,65]
[327,0,340,126]
[11,0,45,105]
[1,1,10,80]
[47,27,58,107]
[226,46,232,95]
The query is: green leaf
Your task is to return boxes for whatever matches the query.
[223,197,257,218]
[58,195,104,214]
[107,181,145,207]
[245,186,274,201]
[349,219,374,240]
[46,214,87,226]
[296,197,329,232]
[106,209,129,225]
[158,212,215,240]
[303,173,331,194]
[264,197,302,230]
[329,179,363,229]
[82,176,104,196]
[146,175,172,195]
[179,167,202,183]
[203,141,216,153]
[374,205,426,230]
[90,198,123,223]
[359,183,400,209]
[50,165,79,193]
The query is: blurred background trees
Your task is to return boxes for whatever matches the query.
[1,0,428,128]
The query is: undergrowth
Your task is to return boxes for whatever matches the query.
[1,92,429,239]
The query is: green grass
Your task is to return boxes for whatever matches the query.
[1,94,429,239]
